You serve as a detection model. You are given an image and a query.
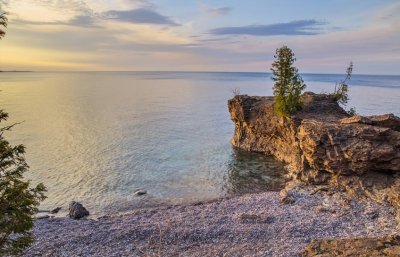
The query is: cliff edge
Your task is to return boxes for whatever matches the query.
[228,92,400,208]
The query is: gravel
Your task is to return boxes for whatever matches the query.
[24,185,399,257]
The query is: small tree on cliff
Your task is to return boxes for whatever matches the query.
[331,62,353,105]
[0,12,47,256]
[271,46,306,117]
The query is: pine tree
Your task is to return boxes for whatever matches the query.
[0,13,47,255]
[0,12,7,39]
[271,46,306,117]
[0,110,47,255]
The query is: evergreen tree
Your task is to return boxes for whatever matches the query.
[0,12,7,39]
[271,46,306,117]
[0,113,47,255]
[0,12,47,255]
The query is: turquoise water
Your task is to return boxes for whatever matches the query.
[0,71,399,215]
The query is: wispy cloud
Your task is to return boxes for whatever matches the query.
[206,7,232,16]
[13,14,97,27]
[12,7,179,27]
[68,15,96,26]
[210,20,327,36]
[103,8,179,26]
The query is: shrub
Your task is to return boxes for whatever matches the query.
[271,46,306,117]
[331,62,353,105]
[231,87,241,97]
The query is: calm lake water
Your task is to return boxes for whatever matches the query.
[0,71,399,216]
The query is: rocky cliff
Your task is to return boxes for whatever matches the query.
[228,92,400,208]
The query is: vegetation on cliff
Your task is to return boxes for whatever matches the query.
[0,13,47,256]
[331,62,353,105]
[271,46,306,117]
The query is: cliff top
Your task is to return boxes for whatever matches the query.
[230,92,400,131]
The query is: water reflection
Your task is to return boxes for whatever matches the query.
[224,148,286,194]
[0,71,398,216]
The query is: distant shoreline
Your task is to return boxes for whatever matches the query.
[0,70,33,72]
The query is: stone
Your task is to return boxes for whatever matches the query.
[36,215,50,219]
[340,115,373,125]
[279,190,295,204]
[302,234,400,257]
[134,190,147,196]
[228,92,400,208]
[50,207,62,214]
[68,201,89,219]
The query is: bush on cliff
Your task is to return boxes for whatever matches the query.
[271,46,306,117]
[0,13,47,256]
[331,62,353,105]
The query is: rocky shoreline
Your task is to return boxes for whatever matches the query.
[24,93,400,256]
[25,183,399,257]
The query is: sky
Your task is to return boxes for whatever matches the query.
[0,0,399,74]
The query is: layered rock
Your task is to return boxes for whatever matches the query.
[302,234,400,257]
[228,92,400,207]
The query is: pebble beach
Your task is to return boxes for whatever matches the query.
[25,184,399,257]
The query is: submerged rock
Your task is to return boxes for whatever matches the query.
[134,190,147,196]
[36,215,50,219]
[68,201,89,219]
[228,92,400,207]
[50,207,62,214]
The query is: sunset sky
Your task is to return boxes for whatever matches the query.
[0,0,399,74]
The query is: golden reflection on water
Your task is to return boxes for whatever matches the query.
[0,72,399,216]
[0,72,286,215]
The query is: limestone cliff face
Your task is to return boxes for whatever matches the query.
[228,92,400,207]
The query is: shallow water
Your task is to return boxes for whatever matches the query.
[0,71,399,215]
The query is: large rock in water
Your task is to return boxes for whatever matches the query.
[228,92,400,207]
[68,201,90,219]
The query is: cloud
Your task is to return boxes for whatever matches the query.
[13,14,97,27]
[210,20,327,36]
[122,0,153,8]
[68,15,95,26]
[0,0,9,12]
[375,2,400,22]
[103,8,179,26]
[1,0,93,23]
[207,7,232,16]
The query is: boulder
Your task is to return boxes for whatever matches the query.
[228,92,400,207]
[68,201,89,219]
[302,234,400,257]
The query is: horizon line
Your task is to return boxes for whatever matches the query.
[1,70,400,76]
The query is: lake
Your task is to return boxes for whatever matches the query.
[0,71,399,216]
